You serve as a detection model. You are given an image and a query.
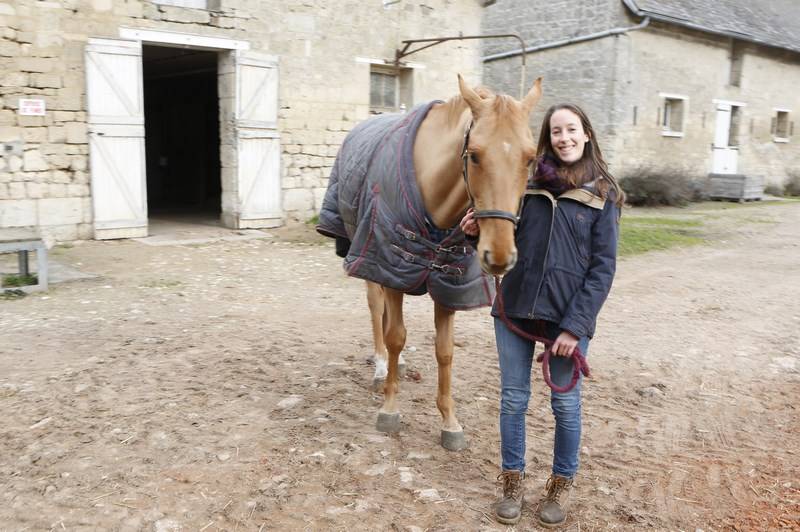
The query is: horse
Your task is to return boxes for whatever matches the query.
[317,75,543,450]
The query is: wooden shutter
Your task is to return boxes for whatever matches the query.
[85,38,147,239]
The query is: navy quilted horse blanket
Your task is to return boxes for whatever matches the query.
[316,101,494,310]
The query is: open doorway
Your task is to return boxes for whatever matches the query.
[142,45,221,227]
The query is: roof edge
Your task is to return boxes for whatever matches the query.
[620,0,800,56]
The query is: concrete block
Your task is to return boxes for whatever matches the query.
[0,4,16,16]
[160,5,210,24]
[0,199,37,226]
[47,183,66,198]
[65,122,87,144]
[69,156,86,171]
[23,127,48,143]
[283,187,313,212]
[0,110,16,125]
[8,181,25,199]
[7,155,22,172]
[26,181,44,198]
[17,57,56,73]
[51,170,70,183]
[0,126,22,142]
[0,72,28,88]
[40,223,78,242]
[53,111,75,122]
[18,116,46,127]
[23,150,48,171]
[67,183,89,197]
[91,0,112,12]
[48,126,66,143]
[0,182,7,199]
[31,74,62,89]
[38,197,83,225]
[0,40,20,57]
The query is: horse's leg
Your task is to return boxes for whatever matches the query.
[366,281,388,390]
[376,287,405,433]
[434,302,467,451]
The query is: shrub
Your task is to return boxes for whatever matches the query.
[784,171,800,197]
[619,167,695,207]
[763,183,784,196]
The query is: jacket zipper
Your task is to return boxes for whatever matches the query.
[528,197,556,318]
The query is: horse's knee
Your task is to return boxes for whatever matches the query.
[385,325,406,354]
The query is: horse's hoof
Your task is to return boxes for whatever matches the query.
[441,430,467,451]
[376,412,401,433]
[371,377,385,392]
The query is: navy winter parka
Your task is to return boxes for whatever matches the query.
[490,181,619,339]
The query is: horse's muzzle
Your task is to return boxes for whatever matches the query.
[481,249,517,275]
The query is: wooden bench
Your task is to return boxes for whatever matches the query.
[0,238,49,293]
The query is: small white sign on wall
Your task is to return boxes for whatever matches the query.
[19,99,46,116]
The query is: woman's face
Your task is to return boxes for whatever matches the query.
[549,109,589,165]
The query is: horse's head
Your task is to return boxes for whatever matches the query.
[458,75,543,275]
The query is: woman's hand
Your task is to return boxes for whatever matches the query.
[460,208,480,237]
[551,330,579,357]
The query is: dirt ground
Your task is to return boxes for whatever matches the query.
[1,201,799,531]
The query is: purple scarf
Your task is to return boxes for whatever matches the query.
[531,155,573,196]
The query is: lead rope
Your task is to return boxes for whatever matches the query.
[493,277,590,393]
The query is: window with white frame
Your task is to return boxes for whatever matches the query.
[772,109,792,142]
[728,105,742,147]
[369,66,412,114]
[660,94,687,136]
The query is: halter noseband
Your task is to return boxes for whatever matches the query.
[460,122,521,226]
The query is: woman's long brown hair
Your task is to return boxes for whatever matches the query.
[536,103,625,207]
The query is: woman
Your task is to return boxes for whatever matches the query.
[461,103,623,527]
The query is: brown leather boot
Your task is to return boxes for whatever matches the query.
[537,474,573,528]
[495,470,525,525]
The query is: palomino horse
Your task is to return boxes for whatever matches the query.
[318,75,542,450]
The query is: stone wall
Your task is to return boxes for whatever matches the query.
[0,0,484,242]
[482,1,800,186]
[614,23,800,185]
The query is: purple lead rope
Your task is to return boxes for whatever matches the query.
[494,277,590,393]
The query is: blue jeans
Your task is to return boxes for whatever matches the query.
[494,317,590,478]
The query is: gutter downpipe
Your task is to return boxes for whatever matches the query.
[482,13,650,63]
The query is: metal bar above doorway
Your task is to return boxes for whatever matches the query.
[395,34,528,99]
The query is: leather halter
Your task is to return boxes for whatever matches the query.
[460,122,522,226]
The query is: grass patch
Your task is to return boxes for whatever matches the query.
[2,273,38,287]
[622,216,702,228]
[618,218,703,257]
[306,214,320,225]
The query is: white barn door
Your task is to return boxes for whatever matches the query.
[85,38,147,239]
[712,103,738,174]
[234,50,282,228]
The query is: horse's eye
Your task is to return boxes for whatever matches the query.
[470,152,479,165]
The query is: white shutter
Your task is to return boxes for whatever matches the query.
[234,50,282,228]
[85,38,147,239]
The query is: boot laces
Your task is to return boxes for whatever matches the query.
[545,475,571,502]
[497,471,522,499]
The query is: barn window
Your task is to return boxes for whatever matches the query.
[659,94,687,137]
[729,41,744,87]
[772,109,791,142]
[728,105,742,147]
[369,65,412,114]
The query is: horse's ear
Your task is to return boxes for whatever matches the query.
[458,74,486,116]
[522,77,543,114]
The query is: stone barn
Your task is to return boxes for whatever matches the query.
[482,0,800,188]
[0,0,487,242]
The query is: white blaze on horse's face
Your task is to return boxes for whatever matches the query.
[458,76,543,276]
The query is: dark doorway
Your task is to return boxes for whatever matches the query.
[143,46,221,219]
